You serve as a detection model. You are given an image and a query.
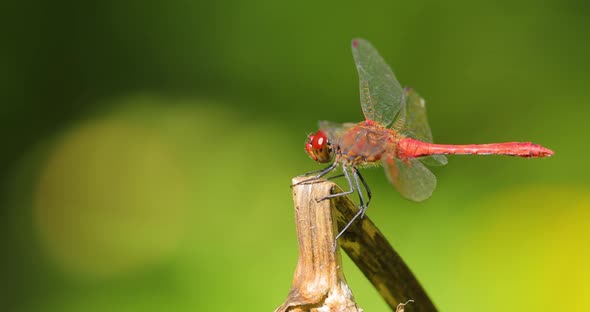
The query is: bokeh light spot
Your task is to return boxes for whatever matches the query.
[34,118,189,279]
[455,185,590,311]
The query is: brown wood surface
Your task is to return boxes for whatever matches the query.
[275,177,361,312]
[276,177,437,312]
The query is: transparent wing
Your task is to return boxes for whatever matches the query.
[318,120,356,143]
[382,156,437,202]
[393,87,448,166]
[419,155,448,166]
[352,38,404,127]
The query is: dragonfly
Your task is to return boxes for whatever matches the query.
[300,38,554,241]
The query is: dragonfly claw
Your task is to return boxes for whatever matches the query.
[359,206,367,219]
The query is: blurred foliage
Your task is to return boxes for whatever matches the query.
[1,0,589,311]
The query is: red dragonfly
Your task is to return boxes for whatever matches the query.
[301,38,554,240]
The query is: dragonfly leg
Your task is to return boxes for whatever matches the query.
[326,173,345,180]
[354,169,371,207]
[292,162,338,187]
[352,167,367,212]
[334,206,365,249]
[316,166,354,202]
[333,168,367,243]
[296,162,338,178]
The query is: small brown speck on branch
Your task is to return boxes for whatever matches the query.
[275,177,437,312]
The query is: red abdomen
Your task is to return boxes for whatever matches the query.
[398,138,554,158]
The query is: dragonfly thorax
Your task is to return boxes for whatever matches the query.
[305,130,334,163]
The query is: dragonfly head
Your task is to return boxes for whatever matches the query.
[305,130,333,163]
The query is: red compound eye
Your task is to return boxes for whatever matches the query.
[311,130,327,150]
[305,141,317,161]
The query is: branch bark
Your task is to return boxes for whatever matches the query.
[275,177,360,312]
[276,177,437,312]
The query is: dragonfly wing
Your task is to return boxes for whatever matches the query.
[352,38,404,127]
[382,156,437,202]
[418,155,448,166]
[318,120,356,143]
[394,87,448,166]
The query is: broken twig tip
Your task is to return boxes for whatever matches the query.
[396,299,415,312]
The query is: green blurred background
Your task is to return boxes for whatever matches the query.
[2,0,589,311]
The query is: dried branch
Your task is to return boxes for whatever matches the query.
[276,177,361,312]
[276,177,437,312]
